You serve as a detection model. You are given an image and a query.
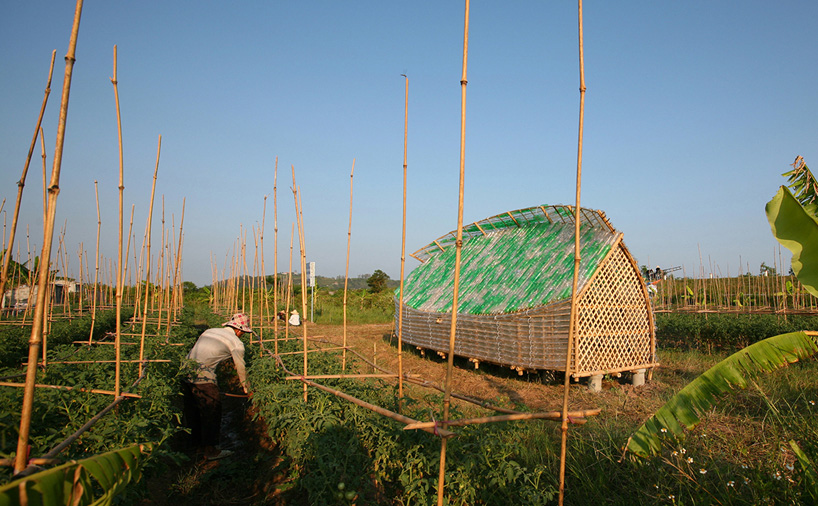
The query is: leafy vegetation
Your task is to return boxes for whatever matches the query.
[247,337,557,505]
[0,308,196,491]
[655,312,818,352]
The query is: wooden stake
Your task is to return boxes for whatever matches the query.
[15,0,84,474]
[437,3,469,503]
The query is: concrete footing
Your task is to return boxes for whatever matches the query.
[588,374,603,393]
[632,369,646,387]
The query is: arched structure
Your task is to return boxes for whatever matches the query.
[396,204,656,378]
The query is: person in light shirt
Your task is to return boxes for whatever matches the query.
[183,312,253,460]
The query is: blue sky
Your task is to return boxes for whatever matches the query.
[2,1,817,286]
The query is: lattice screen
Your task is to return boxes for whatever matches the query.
[574,245,654,375]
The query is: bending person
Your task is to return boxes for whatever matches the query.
[183,312,253,460]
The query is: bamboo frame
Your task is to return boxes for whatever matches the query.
[14,0,84,474]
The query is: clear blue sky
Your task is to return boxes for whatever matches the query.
[2,1,817,286]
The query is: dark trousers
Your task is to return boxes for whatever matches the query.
[182,381,221,448]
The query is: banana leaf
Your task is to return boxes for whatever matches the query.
[0,443,152,506]
[626,332,818,457]
[766,186,818,298]
[790,440,818,501]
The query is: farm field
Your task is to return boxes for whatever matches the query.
[128,317,818,505]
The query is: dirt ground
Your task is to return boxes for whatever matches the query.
[305,322,670,422]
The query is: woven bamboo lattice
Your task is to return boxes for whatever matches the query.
[397,204,655,376]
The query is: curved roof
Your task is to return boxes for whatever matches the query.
[400,204,620,315]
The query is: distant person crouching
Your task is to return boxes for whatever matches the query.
[288,309,301,326]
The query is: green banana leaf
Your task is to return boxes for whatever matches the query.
[0,443,152,506]
[766,186,818,298]
[790,440,818,501]
[626,332,818,457]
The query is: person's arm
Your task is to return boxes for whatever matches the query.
[231,347,249,393]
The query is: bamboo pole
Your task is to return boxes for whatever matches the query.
[343,159,355,371]
[296,188,309,400]
[123,204,134,305]
[285,224,293,343]
[155,198,166,330]
[406,409,601,430]
[559,1,586,504]
[260,196,268,355]
[2,382,141,398]
[273,157,279,355]
[397,74,409,412]
[285,374,398,380]
[166,199,185,341]
[274,356,455,438]
[292,168,309,402]
[14,0,84,474]
[437,2,469,503]
[138,136,161,376]
[111,45,125,397]
[88,180,101,343]
[0,51,57,317]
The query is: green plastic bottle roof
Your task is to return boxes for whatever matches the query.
[400,205,619,315]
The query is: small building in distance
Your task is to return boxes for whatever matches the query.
[396,204,656,383]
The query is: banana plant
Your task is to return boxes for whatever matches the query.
[624,158,818,496]
[766,156,818,297]
[625,331,818,457]
[0,443,152,506]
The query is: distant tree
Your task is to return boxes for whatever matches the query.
[759,262,777,277]
[182,281,198,292]
[367,269,390,293]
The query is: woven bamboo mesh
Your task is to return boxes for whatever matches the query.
[398,205,655,375]
[574,245,655,376]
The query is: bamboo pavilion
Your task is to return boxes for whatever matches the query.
[396,204,657,383]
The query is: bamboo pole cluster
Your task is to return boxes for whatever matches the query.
[5,10,187,474]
